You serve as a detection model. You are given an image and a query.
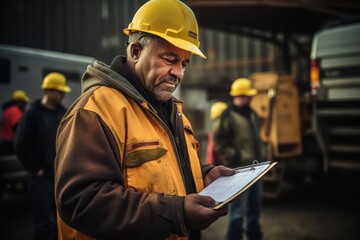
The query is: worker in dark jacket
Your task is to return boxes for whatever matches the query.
[15,72,71,240]
[213,78,266,240]
[54,1,234,240]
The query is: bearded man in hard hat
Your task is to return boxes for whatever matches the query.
[213,78,266,240]
[15,72,71,240]
[54,1,234,240]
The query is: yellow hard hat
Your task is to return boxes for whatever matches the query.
[12,90,29,102]
[210,101,228,120]
[123,0,206,59]
[230,78,257,97]
[41,72,71,93]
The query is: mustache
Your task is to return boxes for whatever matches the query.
[162,75,179,85]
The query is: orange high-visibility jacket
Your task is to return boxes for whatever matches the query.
[55,59,209,240]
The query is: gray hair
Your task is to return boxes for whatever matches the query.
[126,33,159,57]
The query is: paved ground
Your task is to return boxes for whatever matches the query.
[1,169,359,240]
[203,169,360,240]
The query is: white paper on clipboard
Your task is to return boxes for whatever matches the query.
[199,161,277,209]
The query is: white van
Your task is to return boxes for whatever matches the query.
[0,44,95,118]
[310,21,360,171]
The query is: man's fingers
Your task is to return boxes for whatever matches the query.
[216,165,236,175]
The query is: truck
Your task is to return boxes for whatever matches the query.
[243,22,360,197]
[310,21,360,171]
[0,44,95,197]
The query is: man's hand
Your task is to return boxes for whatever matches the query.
[184,194,229,230]
[204,165,235,187]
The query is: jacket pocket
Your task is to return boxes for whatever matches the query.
[124,140,179,194]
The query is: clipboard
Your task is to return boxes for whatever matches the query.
[199,161,277,209]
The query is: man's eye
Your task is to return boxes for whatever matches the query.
[163,57,175,63]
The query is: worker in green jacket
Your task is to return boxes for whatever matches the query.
[213,78,266,240]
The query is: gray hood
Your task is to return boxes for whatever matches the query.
[81,60,146,104]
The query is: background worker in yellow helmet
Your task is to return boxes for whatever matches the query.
[206,101,228,165]
[54,1,234,240]
[1,90,29,140]
[15,72,71,240]
[213,78,266,240]
[0,90,29,154]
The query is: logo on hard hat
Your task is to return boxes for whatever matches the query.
[188,31,198,40]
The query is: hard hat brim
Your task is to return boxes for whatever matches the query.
[230,89,258,97]
[42,85,71,93]
[13,96,30,102]
[59,86,71,93]
[124,29,206,59]
[164,33,207,59]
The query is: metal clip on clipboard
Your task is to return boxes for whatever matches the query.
[235,160,262,173]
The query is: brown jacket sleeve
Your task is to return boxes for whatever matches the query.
[55,110,187,239]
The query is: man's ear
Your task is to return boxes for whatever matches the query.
[130,43,142,61]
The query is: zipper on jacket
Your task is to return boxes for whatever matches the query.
[173,111,196,194]
[143,102,195,194]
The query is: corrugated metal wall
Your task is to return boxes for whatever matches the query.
[1,0,148,64]
[187,28,277,84]
[1,0,280,81]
